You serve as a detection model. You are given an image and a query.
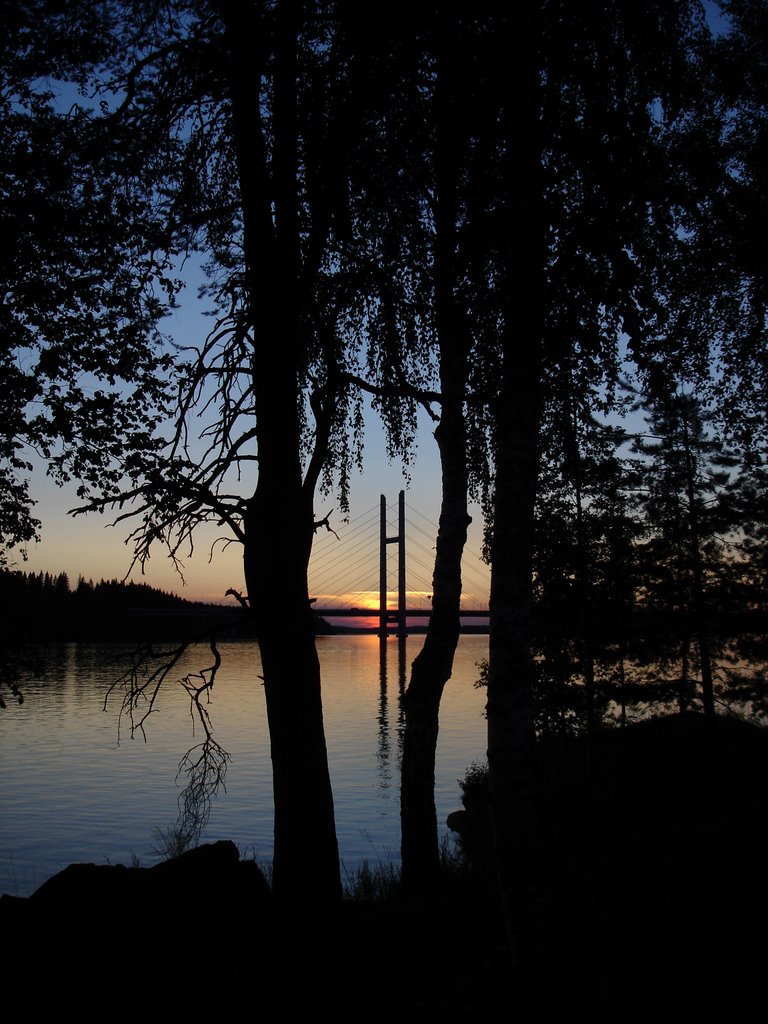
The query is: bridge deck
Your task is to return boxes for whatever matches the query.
[313,608,489,617]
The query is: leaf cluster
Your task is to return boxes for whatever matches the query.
[2,1,766,587]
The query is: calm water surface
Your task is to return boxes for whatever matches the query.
[0,636,488,895]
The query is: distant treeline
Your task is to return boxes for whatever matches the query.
[1,569,210,608]
[0,568,238,642]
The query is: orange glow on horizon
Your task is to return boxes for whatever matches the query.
[311,590,436,610]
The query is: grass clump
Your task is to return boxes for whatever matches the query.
[151,822,198,861]
[341,835,467,902]
[342,858,401,901]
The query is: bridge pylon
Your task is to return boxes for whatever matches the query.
[379,490,407,639]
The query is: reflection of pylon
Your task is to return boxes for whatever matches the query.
[379,491,406,639]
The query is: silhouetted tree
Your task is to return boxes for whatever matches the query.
[0,2,181,566]
[9,3,768,972]
[533,403,640,736]
[321,5,494,893]
[6,0,418,910]
[362,7,493,896]
[631,393,743,719]
[479,0,768,977]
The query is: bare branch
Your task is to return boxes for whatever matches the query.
[225,587,250,609]
[105,634,237,846]
[175,638,231,843]
[342,371,442,422]
[313,510,340,540]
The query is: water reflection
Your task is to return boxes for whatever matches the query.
[1,636,489,896]
[376,636,391,792]
[375,636,409,794]
[398,635,407,701]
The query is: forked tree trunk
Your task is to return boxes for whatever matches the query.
[223,0,341,910]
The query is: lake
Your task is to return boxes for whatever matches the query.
[0,635,488,896]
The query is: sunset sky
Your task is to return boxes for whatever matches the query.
[21,418,491,607]
[20,414,485,606]
[18,268,490,606]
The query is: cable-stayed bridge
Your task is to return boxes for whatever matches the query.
[309,492,490,634]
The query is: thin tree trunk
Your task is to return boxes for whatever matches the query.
[400,12,471,897]
[573,455,597,739]
[682,421,716,720]
[679,632,691,713]
[618,637,627,728]
[400,401,470,894]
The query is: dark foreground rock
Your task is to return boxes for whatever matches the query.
[3,713,768,1021]
[446,712,768,1022]
[2,840,276,1014]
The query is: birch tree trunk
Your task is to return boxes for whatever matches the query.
[399,12,471,895]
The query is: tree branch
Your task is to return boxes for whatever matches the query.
[342,371,442,422]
